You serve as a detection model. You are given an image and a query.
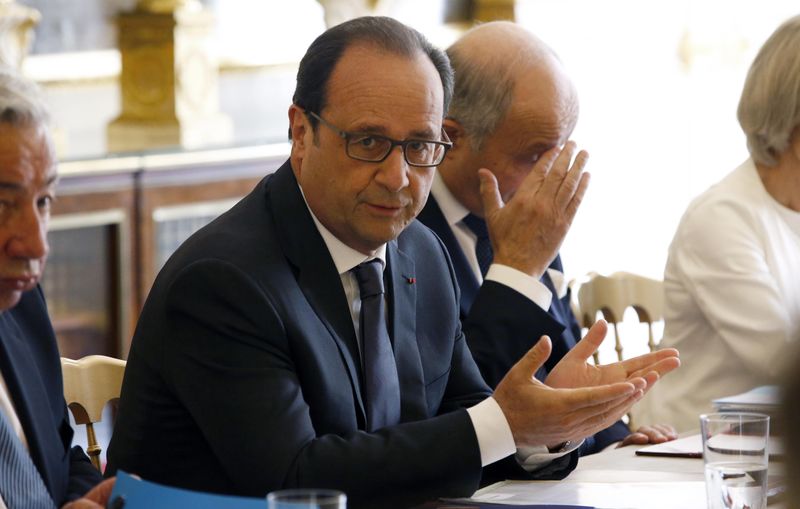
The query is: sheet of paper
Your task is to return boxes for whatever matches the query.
[636,433,783,459]
[565,469,701,483]
[712,385,780,410]
[464,479,707,509]
[635,434,703,458]
[438,503,592,509]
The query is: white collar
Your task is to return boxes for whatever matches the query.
[430,171,472,226]
[299,185,387,275]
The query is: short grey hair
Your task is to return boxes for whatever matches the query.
[737,14,800,166]
[446,40,515,150]
[0,65,50,129]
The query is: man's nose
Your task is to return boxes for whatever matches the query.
[8,205,49,261]
[374,146,410,192]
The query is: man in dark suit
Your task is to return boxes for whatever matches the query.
[0,67,113,508]
[419,22,677,452]
[106,17,679,507]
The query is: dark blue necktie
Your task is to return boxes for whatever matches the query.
[462,213,493,277]
[352,260,401,431]
[0,410,55,509]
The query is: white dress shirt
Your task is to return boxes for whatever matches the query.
[633,159,800,432]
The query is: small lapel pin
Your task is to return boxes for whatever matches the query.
[405,276,416,284]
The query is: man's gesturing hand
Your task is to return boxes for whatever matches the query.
[493,335,647,449]
[545,320,681,392]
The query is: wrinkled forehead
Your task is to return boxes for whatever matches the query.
[324,45,444,135]
[0,122,57,185]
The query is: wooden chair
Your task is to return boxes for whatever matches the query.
[61,355,126,471]
[574,272,664,364]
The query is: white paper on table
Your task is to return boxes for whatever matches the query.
[461,477,707,509]
[565,469,701,483]
[637,433,783,459]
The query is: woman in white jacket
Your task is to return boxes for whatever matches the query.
[636,14,800,432]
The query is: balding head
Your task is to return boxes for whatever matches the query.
[439,23,579,215]
[446,21,578,150]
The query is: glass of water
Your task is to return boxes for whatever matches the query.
[266,489,346,509]
[700,413,770,509]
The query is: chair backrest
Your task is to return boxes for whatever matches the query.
[61,355,126,471]
[575,272,664,363]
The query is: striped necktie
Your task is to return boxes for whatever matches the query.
[0,410,55,509]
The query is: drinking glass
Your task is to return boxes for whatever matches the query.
[700,413,769,509]
[266,489,346,509]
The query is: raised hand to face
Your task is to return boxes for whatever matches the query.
[478,141,589,279]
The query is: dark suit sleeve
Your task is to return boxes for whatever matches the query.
[22,288,104,504]
[65,446,103,502]
[588,421,631,453]
[463,280,565,388]
[161,259,487,506]
[483,449,579,485]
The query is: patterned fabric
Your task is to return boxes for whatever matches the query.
[352,260,401,431]
[0,411,55,509]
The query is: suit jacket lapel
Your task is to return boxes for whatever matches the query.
[418,198,479,316]
[0,310,60,499]
[268,162,366,421]
[385,241,427,421]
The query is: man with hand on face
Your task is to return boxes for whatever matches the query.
[419,21,678,453]
[0,67,115,509]
[106,17,679,508]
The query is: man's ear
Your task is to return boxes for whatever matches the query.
[289,105,307,149]
[289,105,308,173]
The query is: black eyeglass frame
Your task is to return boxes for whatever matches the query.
[306,110,452,168]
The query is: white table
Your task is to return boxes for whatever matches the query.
[466,441,785,508]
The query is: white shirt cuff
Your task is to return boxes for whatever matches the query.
[486,264,552,311]
[466,397,516,466]
[467,397,584,471]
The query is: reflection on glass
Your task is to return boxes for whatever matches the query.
[43,225,118,358]
[155,214,219,271]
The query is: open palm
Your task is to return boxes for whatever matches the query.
[545,320,680,392]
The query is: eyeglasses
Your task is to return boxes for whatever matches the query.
[306,110,452,167]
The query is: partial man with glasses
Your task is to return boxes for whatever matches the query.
[107,16,680,509]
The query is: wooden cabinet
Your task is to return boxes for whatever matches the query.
[49,143,289,358]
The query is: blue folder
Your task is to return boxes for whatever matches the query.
[108,471,265,509]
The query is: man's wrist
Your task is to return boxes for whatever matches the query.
[485,264,552,311]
